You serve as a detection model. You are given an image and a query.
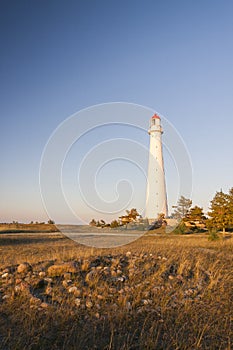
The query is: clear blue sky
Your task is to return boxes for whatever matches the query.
[1,0,233,223]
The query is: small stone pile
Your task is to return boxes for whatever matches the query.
[0,252,210,316]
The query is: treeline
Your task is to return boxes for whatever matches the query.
[89,209,141,229]
[0,219,56,225]
[90,188,233,235]
[172,187,233,234]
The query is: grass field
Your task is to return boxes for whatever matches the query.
[0,223,58,234]
[0,232,232,349]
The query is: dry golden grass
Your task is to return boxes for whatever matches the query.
[0,223,58,234]
[0,233,232,349]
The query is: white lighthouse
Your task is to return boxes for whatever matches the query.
[145,113,168,223]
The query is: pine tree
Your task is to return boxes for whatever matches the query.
[126,208,139,220]
[228,187,233,227]
[172,196,192,219]
[208,190,231,233]
[185,206,206,221]
[110,220,119,228]
[89,219,97,226]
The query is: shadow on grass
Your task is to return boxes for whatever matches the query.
[0,235,66,247]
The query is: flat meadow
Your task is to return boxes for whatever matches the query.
[0,232,232,349]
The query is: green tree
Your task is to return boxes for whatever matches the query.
[172,196,192,219]
[89,219,96,226]
[126,208,139,220]
[173,221,187,235]
[110,220,119,228]
[208,228,220,241]
[228,187,233,227]
[208,190,231,233]
[185,206,206,221]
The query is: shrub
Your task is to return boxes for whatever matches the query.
[110,220,119,228]
[208,229,220,241]
[173,222,187,235]
[89,219,97,226]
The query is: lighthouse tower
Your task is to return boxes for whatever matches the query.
[145,114,168,223]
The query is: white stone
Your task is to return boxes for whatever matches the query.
[75,298,81,307]
[1,273,9,278]
[39,271,46,278]
[86,300,93,308]
[68,286,78,293]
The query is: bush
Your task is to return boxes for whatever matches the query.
[173,222,187,235]
[89,219,97,226]
[208,229,220,241]
[110,220,119,228]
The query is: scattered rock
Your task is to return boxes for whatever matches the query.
[41,302,49,308]
[75,298,81,307]
[85,270,98,283]
[141,299,152,305]
[176,275,183,281]
[63,272,72,280]
[15,278,22,284]
[45,286,53,295]
[16,281,31,294]
[68,286,78,293]
[2,268,10,274]
[86,300,93,308]
[47,262,78,276]
[62,280,69,288]
[39,271,46,278]
[0,253,210,315]
[44,277,53,283]
[1,273,9,278]
[30,296,41,306]
[117,276,125,282]
[17,263,32,274]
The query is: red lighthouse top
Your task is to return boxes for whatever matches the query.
[152,113,161,120]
